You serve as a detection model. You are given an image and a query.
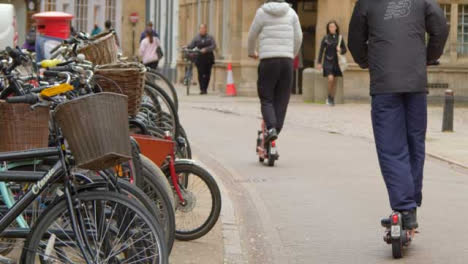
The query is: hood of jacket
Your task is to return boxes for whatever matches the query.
[262,2,290,17]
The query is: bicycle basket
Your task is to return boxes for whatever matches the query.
[54,93,132,170]
[77,31,118,65]
[94,62,146,117]
[0,102,50,152]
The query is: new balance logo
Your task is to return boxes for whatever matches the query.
[384,0,412,20]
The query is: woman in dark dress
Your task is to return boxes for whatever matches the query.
[317,20,347,106]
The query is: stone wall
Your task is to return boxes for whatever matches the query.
[178,0,468,101]
[121,0,146,58]
[343,65,468,103]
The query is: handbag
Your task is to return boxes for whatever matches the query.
[156,46,164,59]
[337,35,348,72]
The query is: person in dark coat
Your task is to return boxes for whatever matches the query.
[348,0,448,232]
[23,26,36,52]
[317,20,347,106]
[187,24,216,95]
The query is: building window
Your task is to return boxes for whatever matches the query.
[75,0,88,32]
[45,0,56,11]
[105,0,116,29]
[458,5,468,55]
[440,4,451,54]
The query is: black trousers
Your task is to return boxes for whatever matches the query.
[257,58,293,133]
[196,61,213,93]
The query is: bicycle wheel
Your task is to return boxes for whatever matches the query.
[78,178,174,254]
[176,125,192,159]
[145,69,179,111]
[142,83,180,138]
[138,155,176,250]
[21,191,168,264]
[140,155,175,209]
[129,137,143,187]
[165,162,222,241]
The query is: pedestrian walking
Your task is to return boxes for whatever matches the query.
[139,30,161,69]
[91,24,102,36]
[317,20,347,106]
[348,0,448,233]
[140,21,159,42]
[22,26,36,52]
[187,24,216,95]
[247,0,303,142]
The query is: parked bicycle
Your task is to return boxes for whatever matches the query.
[0,66,168,263]
[182,47,200,96]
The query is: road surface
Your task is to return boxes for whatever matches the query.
[180,97,468,264]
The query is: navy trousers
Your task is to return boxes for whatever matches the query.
[371,93,427,211]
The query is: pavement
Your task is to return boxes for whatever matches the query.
[170,221,224,264]
[175,90,468,264]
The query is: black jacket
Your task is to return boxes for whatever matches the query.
[348,0,448,94]
[188,34,217,65]
[318,34,347,65]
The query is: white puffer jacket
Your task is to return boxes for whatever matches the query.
[248,2,303,60]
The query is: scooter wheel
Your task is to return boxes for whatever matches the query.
[392,238,403,259]
[267,155,275,167]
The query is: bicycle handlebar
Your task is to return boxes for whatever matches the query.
[6,93,39,104]
[42,71,72,84]
[5,47,21,60]
[46,65,73,73]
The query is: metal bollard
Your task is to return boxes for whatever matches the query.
[442,89,454,132]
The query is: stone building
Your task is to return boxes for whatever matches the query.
[178,0,468,101]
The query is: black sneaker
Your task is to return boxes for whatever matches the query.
[330,96,335,106]
[401,208,418,230]
[264,128,278,144]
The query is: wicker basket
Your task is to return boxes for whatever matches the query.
[54,93,132,170]
[94,62,146,117]
[77,31,118,65]
[0,102,50,152]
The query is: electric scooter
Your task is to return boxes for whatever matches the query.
[256,121,278,167]
[381,212,414,259]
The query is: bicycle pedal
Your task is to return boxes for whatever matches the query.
[0,255,16,264]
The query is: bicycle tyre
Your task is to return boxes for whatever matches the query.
[146,69,179,111]
[78,179,174,253]
[139,155,176,250]
[164,162,221,241]
[129,137,143,187]
[140,155,176,209]
[144,83,180,138]
[178,125,192,159]
[21,191,168,264]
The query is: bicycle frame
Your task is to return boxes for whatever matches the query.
[0,159,42,229]
[132,133,186,204]
[0,140,95,263]
[0,148,63,232]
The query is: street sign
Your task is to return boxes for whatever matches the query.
[129,12,139,24]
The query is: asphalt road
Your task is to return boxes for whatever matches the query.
[179,99,468,264]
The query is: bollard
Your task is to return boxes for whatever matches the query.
[442,89,454,132]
